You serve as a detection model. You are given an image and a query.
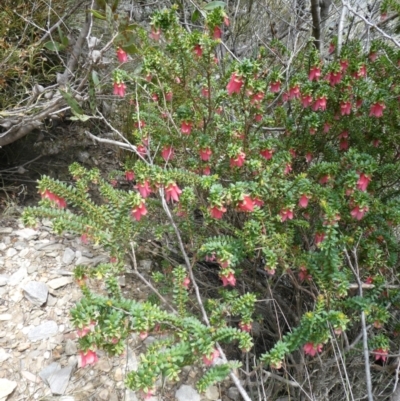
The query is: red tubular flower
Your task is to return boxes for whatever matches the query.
[201,87,210,97]
[181,121,193,135]
[339,139,349,151]
[237,195,255,212]
[230,151,246,168]
[209,205,227,219]
[312,96,327,111]
[280,208,294,222]
[350,205,368,220]
[327,71,342,86]
[369,52,377,62]
[340,59,349,73]
[340,101,351,115]
[301,94,313,108]
[203,349,220,366]
[303,342,323,357]
[161,145,174,162]
[213,26,222,39]
[369,102,386,117]
[329,42,335,54]
[182,277,190,289]
[78,350,98,368]
[199,147,212,161]
[323,123,331,133]
[309,66,321,81]
[374,348,388,362]
[131,202,147,221]
[113,82,126,97]
[224,15,230,26]
[298,266,312,282]
[137,145,147,157]
[193,44,203,57]
[135,181,152,198]
[357,173,371,191]
[125,171,135,181]
[251,92,265,104]
[260,148,274,160]
[116,47,128,63]
[315,232,325,245]
[298,194,310,208]
[253,198,264,207]
[239,322,252,332]
[165,182,182,202]
[227,73,244,95]
[41,190,67,209]
[165,91,173,101]
[270,81,281,93]
[202,166,211,175]
[305,152,313,163]
[149,27,161,41]
[220,272,236,287]
[288,85,300,100]
[284,163,292,175]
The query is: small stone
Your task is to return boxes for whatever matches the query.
[95,358,112,373]
[0,314,12,321]
[114,367,123,382]
[127,348,138,372]
[118,276,126,287]
[0,378,17,399]
[59,397,75,401]
[0,349,12,363]
[6,248,17,257]
[21,370,40,383]
[139,260,152,271]
[48,365,73,395]
[17,343,31,352]
[27,263,39,274]
[175,385,201,401]
[42,219,53,227]
[227,387,240,401]
[0,275,9,286]
[8,266,27,285]
[65,340,77,356]
[14,228,38,240]
[0,243,5,251]
[28,320,58,342]
[205,385,220,400]
[0,227,12,234]
[44,351,50,359]
[98,389,109,400]
[125,389,139,401]
[62,248,75,265]
[47,277,73,290]
[39,362,61,385]
[22,281,49,306]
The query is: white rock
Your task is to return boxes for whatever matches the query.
[28,320,58,342]
[8,266,28,286]
[65,340,77,356]
[14,228,38,240]
[0,349,12,363]
[0,275,9,286]
[47,277,73,290]
[205,385,220,400]
[227,387,240,401]
[62,248,75,265]
[0,379,17,399]
[175,385,201,401]
[124,390,139,401]
[0,314,12,321]
[0,243,6,251]
[6,248,17,257]
[22,281,49,306]
[0,227,12,234]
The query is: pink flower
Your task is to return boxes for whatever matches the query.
[339,139,349,151]
[369,52,377,62]
[202,166,211,175]
[357,173,371,191]
[253,197,264,207]
[298,266,312,282]
[340,101,351,115]
[270,81,281,93]
[237,195,255,212]
[199,147,212,161]
[220,272,236,287]
[312,96,327,111]
[182,277,190,289]
[41,190,67,209]
[323,123,331,133]
[149,27,161,41]
[309,127,317,135]
[284,163,292,175]
[254,114,262,122]
[137,145,147,157]
[203,349,220,366]
[113,82,126,97]
[288,85,300,100]
[374,348,388,362]
[193,44,202,57]
[135,181,152,198]
[298,194,310,208]
[125,171,135,181]
[356,99,363,109]
[369,102,386,118]
[319,174,330,185]
[340,59,349,73]
[315,232,325,245]
[227,73,244,95]
[301,94,313,108]
[280,208,294,222]
[139,331,148,340]
[309,66,321,81]
[116,47,128,63]
[305,152,313,163]
[165,91,173,101]
[181,121,193,135]
[260,148,274,160]
[201,87,210,97]
[251,92,265,104]
[303,342,323,357]
[161,145,174,162]
[78,350,98,368]
[209,205,227,219]
[151,93,159,102]
[239,322,252,332]
[350,205,368,220]
[327,71,342,86]
[230,151,246,168]
[213,26,222,39]
[329,42,335,54]
[224,15,230,26]
[77,326,91,337]
[131,202,147,221]
[165,182,182,203]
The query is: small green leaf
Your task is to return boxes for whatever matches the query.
[43,41,64,52]
[192,9,201,23]
[106,4,113,27]
[91,71,100,88]
[70,114,91,122]
[203,1,226,11]
[59,89,83,115]
[89,9,106,20]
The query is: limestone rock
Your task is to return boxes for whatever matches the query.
[28,320,58,342]
[8,266,27,286]
[175,385,201,401]
[22,281,49,306]
[0,379,17,399]
[47,277,73,290]
[39,362,61,385]
[205,385,220,400]
[48,365,73,395]
[62,248,75,265]
[14,228,38,240]
[65,340,77,356]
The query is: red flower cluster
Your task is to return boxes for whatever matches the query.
[209,205,227,219]
[165,182,182,202]
[227,73,244,95]
[131,201,147,221]
[113,82,126,97]
[41,189,67,209]
[230,151,246,167]
[135,181,152,198]
[116,47,128,63]
[203,348,220,366]
[303,342,323,357]
[78,350,98,368]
